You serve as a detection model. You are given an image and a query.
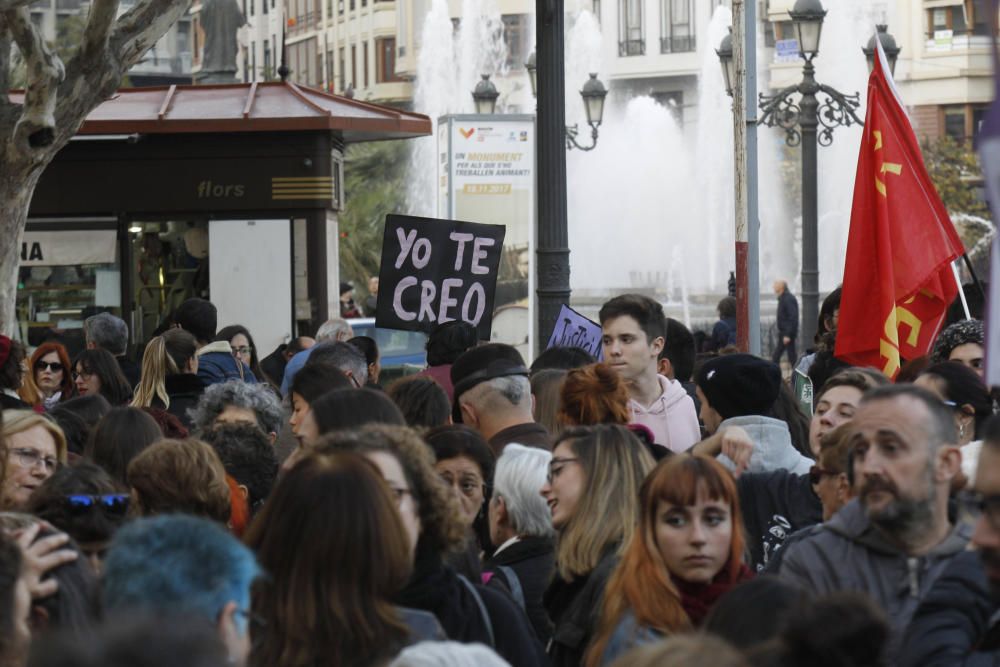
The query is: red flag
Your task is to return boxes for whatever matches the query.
[835,43,965,379]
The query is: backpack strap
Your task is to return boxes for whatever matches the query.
[495,565,526,611]
[456,574,495,648]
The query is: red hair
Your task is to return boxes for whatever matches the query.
[227,474,250,537]
[24,342,74,405]
[559,362,631,426]
[586,455,745,666]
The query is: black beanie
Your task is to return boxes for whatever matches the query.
[695,354,782,420]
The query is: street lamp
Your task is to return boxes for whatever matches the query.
[524,50,608,151]
[862,24,900,75]
[472,74,500,115]
[715,29,735,97]
[741,0,877,348]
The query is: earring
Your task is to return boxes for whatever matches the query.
[959,422,967,439]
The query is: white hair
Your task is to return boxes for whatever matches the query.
[493,443,554,538]
[390,642,510,667]
[315,318,354,343]
[461,375,531,412]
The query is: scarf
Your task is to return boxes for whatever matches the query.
[673,563,754,626]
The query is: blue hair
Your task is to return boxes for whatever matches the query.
[102,515,259,633]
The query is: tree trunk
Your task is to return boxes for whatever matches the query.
[0,164,41,334]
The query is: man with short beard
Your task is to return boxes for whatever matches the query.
[899,415,1000,665]
[773,384,970,661]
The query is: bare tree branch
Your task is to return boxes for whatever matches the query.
[80,0,120,60]
[112,0,191,66]
[4,7,64,150]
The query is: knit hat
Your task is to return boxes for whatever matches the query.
[0,335,10,368]
[931,319,984,363]
[450,343,529,423]
[695,354,782,420]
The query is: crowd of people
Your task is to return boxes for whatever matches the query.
[0,289,997,667]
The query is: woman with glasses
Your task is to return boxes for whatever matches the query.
[585,455,752,665]
[26,342,74,409]
[131,328,203,429]
[27,461,129,572]
[72,349,132,406]
[425,425,496,579]
[316,424,547,667]
[540,424,656,667]
[915,361,995,480]
[216,325,265,386]
[0,411,67,509]
[245,450,444,666]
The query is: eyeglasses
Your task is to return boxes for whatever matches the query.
[439,472,486,499]
[958,490,1000,532]
[35,361,64,373]
[231,346,252,356]
[547,457,580,484]
[72,369,94,381]
[65,494,130,517]
[808,465,839,486]
[10,448,59,473]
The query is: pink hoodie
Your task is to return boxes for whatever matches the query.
[628,375,701,453]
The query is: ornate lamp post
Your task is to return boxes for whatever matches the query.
[862,24,900,75]
[755,0,868,350]
[524,52,608,150]
[471,74,500,115]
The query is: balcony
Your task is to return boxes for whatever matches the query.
[660,34,695,54]
[619,39,645,56]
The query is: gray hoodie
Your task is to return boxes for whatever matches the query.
[715,415,813,475]
[776,499,972,661]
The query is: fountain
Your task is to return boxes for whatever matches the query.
[404,0,895,316]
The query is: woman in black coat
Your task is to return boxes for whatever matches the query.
[130,328,204,428]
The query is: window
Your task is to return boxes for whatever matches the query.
[660,0,694,53]
[263,0,268,14]
[351,44,357,88]
[263,40,271,78]
[618,0,644,56]
[326,49,334,89]
[942,104,990,142]
[376,37,402,82]
[350,0,355,11]
[926,2,989,38]
[592,0,600,20]
[249,0,254,16]
[502,15,529,69]
[363,41,369,87]
[338,46,346,90]
[251,46,257,80]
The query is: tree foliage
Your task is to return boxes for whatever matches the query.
[338,139,408,291]
[922,135,990,218]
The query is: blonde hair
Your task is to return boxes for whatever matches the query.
[1,410,68,464]
[131,329,198,409]
[554,425,655,580]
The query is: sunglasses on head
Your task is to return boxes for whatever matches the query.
[65,494,130,517]
[35,361,64,372]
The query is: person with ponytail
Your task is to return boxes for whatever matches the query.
[559,363,631,427]
[585,455,752,666]
[131,329,203,429]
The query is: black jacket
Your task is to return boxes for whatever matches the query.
[776,290,800,338]
[738,470,823,572]
[117,356,141,391]
[484,536,556,646]
[395,548,547,667]
[544,548,619,667]
[900,550,1000,666]
[151,374,206,430]
[0,393,31,412]
[258,345,288,388]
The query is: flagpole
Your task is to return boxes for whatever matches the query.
[960,252,987,301]
[952,262,972,320]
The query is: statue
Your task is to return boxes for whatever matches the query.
[196,0,246,84]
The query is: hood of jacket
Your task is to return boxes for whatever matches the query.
[656,375,692,412]
[196,340,236,357]
[717,415,813,475]
[823,498,972,558]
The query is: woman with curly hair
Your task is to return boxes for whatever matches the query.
[315,424,546,667]
[585,455,752,666]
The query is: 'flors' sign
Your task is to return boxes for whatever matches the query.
[376,214,506,339]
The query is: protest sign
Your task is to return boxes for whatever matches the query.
[545,305,604,360]
[793,369,813,416]
[376,214,506,339]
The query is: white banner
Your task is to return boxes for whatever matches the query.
[20,230,117,266]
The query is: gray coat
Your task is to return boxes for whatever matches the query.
[775,499,972,661]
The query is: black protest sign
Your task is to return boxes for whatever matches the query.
[376,214,506,339]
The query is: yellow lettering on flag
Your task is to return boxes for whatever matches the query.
[873,131,903,197]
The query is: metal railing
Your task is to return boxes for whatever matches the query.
[618,39,645,56]
[660,34,695,53]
